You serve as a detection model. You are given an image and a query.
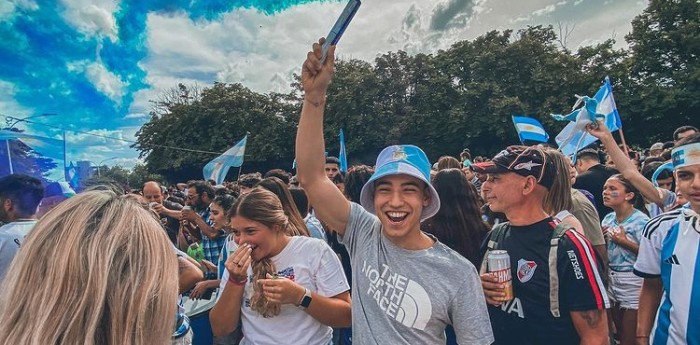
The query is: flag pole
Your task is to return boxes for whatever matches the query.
[5,139,13,174]
[617,127,630,157]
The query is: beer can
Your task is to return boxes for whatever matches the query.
[488,250,514,302]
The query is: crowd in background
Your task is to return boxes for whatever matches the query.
[0,40,697,345]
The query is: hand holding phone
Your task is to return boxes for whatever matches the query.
[321,0,361,64]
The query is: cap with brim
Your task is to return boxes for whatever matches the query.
[471,146,555,189]
[360,145,440,221]
[650,142,664,151]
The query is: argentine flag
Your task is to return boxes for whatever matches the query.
[203,135,247,185]
[512,116,550,144]
[556,77,622,156]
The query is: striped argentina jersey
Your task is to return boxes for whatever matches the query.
[633,208,700,345]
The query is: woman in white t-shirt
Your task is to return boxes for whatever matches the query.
[210,188,351,345]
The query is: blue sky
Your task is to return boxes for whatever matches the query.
[0,0,647,179]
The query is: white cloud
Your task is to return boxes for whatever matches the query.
[85,61,126,102]
[0,80,33,118]
[59,0,118,40]
[0,0,38,21]
[532,4,556,16]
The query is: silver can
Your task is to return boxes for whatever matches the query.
[488,250,513,301]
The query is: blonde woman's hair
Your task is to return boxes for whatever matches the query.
[228,187,298,317]
[0,191,178,345]
[543,149,574,214]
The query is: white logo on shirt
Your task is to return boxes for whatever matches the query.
[517,259,537,283]
[361,261,432,330]
[500,297,525,318]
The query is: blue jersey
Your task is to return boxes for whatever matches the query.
[634,208,700,345]
[602,209,649,272]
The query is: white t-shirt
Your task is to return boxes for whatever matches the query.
[0,220,37,280]
[219,236,349,345]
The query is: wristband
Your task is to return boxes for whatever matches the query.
[228,276,247,286]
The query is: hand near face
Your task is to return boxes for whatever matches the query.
[480,273,506,306]
[181,208,200,222]
[258,273,306,306]
[225,243,252,282]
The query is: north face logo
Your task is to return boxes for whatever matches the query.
[663,255,680,265]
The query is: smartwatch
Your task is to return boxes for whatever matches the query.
[299,288,312,309]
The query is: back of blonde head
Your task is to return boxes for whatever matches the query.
[0,191,177,345]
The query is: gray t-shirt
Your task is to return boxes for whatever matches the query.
[341,203,493,345]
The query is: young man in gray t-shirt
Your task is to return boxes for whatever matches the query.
[296,38,493,345]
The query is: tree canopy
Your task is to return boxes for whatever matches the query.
[134,0,699,182]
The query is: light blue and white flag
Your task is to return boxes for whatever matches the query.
[65,162,80,189]
[0,130,64,160]
[339,129,348,173]
[511,116,550,144]
[553,77,623,156]
[203,135,247,185]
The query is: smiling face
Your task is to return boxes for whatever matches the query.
[230,215,287,261]
[372,174,430,241]
[602,177,633,209]
[209,202,227,230]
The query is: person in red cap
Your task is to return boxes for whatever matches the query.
[475,146,610,345]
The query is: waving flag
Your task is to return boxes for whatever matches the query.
[65,162,80,189]
[511,116,550,144]
[553,77,623,156]
[203,135,247,185]
[0,130,64,161]
[339,129,348,173]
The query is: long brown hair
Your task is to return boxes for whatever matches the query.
[543,149,574,215]
[423,169,489,266]
[0,191,177,345]
[257,177,309,236]
[228,188,302,317]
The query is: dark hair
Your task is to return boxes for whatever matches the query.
[332,172,345,185]
[662,141,676,150]
[460,149,471,161]
[421,169,489,266]
[641,161,673,181]
[343,165,374,203]
[288,188,309,217]
[0,174,44,218]
[212,194,237,213]
[609,174,649,216]
[187,180,214,198]
[256,177,309,236]
[238,173,262,188]
[264,169,291,185]
[575,149,600,162]
[675,132,700,147]
[673,125,698,141]
[325,156,340,165]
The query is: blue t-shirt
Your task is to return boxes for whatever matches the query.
[602,209,649,272]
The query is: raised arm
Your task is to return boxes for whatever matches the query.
[295,39,351,235]
[586,121,664,207]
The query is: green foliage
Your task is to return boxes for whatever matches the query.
[135,2,700,181]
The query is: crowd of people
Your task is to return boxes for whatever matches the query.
[0,40,698,345]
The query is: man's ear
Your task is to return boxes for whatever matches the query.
[522,176,537,195]
[423,187,431,207]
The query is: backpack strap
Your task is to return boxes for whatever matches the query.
[479,222,510,275]
[548,222,576,318]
